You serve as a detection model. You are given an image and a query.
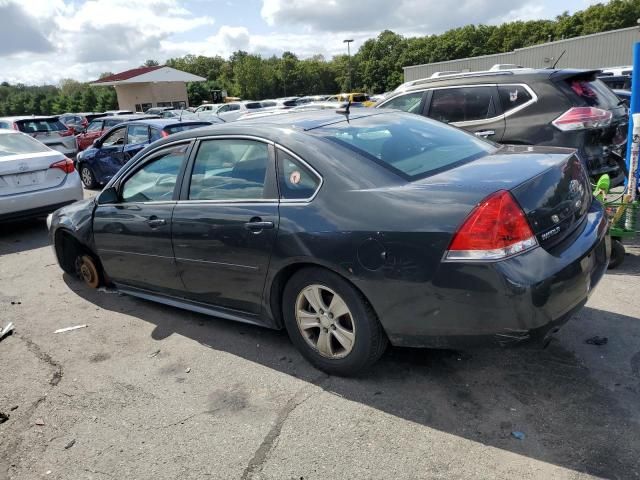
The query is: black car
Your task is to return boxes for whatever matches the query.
[49,110,608,375]
[598,74,632,90]
[377,69,629,186]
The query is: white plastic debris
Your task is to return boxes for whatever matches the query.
[54,325,88,334]
[0,322,14,341]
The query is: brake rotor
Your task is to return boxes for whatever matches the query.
[75,255,100,288]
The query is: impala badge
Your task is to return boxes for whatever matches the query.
[541,226,561,241]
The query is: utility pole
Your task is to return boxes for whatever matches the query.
[343,39,354,92]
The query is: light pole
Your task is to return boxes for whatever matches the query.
[343,39,353,92]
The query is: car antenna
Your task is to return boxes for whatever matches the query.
[337,100,351,117]
[550,50,566,69]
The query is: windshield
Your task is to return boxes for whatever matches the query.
[0,132,51,156]
[314,113,496,180]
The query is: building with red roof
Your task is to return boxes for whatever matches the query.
[91,65,205,112]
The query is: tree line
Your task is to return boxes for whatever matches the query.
[0,0,638,115]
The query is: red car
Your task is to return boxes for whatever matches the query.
[76,115,156,151]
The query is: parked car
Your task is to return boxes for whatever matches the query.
[0,116,77,158]
[296,95,330,104]
[194,104,224,114]
[145,106,176,116]
[327,93,376,107]
[76,114,158,152]
[260,98,299,109]
[378,68,629,186]
[49,110,608,375]
[103,110,134,116]
[59,112,107,134]
[216,101,266,122]
[0,129,82,222]
[75,118,211,188]
[598,74,631,90]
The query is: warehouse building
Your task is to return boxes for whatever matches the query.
[91,66,205,112]
[404,26,640,82]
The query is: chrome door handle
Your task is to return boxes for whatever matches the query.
[146,217,166,227]
[475,130,495,137]
[244,220,274,232]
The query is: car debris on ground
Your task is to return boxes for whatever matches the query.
[0,322,14,342]
[54,325,88,334]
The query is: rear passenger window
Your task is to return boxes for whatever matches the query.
[380,92,424,113]
[498,85,533,112]
[189,139,269,201]
[277,150,320,200]
[429,86,496,123]
[127,124,149,145]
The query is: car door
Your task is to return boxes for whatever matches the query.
[171,137,279,315]
[79,120,103,150]
[425,85,506,141]
[91,126,127,183]
[124,124,150,162]
[93,142,192,293]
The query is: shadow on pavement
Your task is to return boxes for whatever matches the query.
[0,218,50,256]
[64,274,640,479]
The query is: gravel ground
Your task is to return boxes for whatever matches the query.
[1,197,639,480]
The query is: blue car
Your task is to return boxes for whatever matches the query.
[76,119,212,188]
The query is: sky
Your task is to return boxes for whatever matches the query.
[0,0,602,85]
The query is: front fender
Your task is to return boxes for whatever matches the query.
[48,198,96,250]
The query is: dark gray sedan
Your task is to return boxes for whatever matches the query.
[49,110,609,375]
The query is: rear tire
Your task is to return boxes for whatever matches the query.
[79,164,97,189]
[282,267,387,376]
[608,238,625,269]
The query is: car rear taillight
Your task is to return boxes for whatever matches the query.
[60,129,74,137]
[161,130,169,138]
[552,107,612,131]
[445,190,538,262]
[49,158,75,174]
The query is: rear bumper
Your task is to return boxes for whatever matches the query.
[383,202,609,348]
[0,173,83,221]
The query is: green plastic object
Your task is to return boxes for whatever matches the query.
[593,174,610,202]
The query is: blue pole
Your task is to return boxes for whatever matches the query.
[624,41,640,180]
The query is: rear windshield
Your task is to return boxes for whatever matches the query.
[16,119,67,133]
[0,132,51,157]
[315,113,496,180]
[245,102,262,109]
[164,123,210,135]
[352,94,369,102]
[566,78,621,109]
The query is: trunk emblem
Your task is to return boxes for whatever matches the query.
[541,226,561,241]
[551,214,560,224]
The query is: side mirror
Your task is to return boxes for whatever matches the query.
[97,187,118,205]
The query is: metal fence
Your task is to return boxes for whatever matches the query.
[404,26,640,82]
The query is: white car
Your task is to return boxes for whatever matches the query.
[0,116,78,158]
[0,129,83,222]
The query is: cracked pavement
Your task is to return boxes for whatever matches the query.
[1,201,639,479]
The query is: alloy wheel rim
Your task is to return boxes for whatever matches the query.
[295,284,355,359]
[81,168,92,185]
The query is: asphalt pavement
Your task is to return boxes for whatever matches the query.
[0,195,639,480]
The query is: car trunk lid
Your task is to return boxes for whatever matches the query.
[413,145,591,251]
[14,118,77,154]
[0,150,67,196]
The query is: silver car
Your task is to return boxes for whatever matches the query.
[0,116,78,157]
[0,129,83,222]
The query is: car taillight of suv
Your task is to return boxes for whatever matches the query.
[552,107,613,131]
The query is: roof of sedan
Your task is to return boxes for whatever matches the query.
[223,108,384,131]
[130,118,211,128]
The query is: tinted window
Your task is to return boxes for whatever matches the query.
[245,102,262,109]
[352,94,369,102]
[0,132,51,157]
[567,78,621,109]
[189,139,269,201]
[87,120,103,132]
[102,127,126,147]
[316,113,495,180]
[150,128,163,142]
[228,104,241,111]
[277,150,320,200]
[127,124,149,145]
[381,92,424,113]
[104,119,122,128]
[429,86,496,123]
[121,144,187,202]
[498,85,533,112]
[16,119,67,133]
[261,101,277,107]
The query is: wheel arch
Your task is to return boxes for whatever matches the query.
[53,227,103,277]
[266,260,380,330]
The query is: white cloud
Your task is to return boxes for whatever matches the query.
[261,0,538,34]
[0,0,214,84]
